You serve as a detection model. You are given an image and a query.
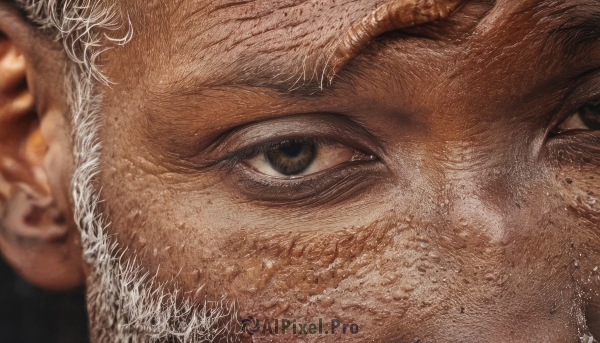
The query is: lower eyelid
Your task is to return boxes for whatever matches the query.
[225,158,384,205]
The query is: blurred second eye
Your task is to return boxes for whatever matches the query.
[558,102,600,132]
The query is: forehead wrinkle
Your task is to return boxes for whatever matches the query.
[327,0,468,81]
[135,0,583,100]
[471,0,543,37]
[465,0,600,72]
[157,0,389,93]
[169,0,496,95]
[514,0,600,66]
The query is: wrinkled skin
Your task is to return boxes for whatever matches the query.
[84,0,600,341]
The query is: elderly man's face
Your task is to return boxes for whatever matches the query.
[2,0,600,342]
[84,0,600,341]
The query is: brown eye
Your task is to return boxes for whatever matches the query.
[243,138,372,178]
[579,103,600,130]
[265,141,316,175]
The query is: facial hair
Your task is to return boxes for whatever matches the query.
[67,62,239,343]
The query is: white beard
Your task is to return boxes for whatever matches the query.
[67,69,239,343]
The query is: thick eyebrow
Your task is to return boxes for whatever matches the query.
[548,10,600,57]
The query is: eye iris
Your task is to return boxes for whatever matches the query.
[580,103,600,130]
[266,141,316,175]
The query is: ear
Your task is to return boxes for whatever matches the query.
[0,3,84,290]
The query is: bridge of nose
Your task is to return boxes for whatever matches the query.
[389,131,541,254]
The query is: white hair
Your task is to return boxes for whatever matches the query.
[14,1,237,342]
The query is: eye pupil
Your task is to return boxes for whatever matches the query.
[580,103,600,130]
[266,140,316,175]
[280,143,303,158]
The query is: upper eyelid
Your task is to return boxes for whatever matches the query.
[544,68,600,137]
[204,113,385,161]
[221,137,337,163]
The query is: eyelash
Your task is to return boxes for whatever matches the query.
[218,137,338,167]
[229,156,382,205]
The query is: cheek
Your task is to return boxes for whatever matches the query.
[226,217,417,306]
[546,148,600,335]
[98,137,598,341]
[549,145,600,268]
[217,213,452,341]
[216,200,585,341]
[169,214,401,302]
[559,168,600,222]
[548,138,600,222]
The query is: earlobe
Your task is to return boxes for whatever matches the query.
[0,9,85,290]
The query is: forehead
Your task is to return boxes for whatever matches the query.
[118,0,390,91]
[110,0,600,94]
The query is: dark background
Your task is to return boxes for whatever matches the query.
[0,255,89,343]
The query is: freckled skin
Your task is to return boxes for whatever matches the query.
[95,0,600,342]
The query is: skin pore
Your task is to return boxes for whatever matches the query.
[83,0,600,341]
[1,0,599,342]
